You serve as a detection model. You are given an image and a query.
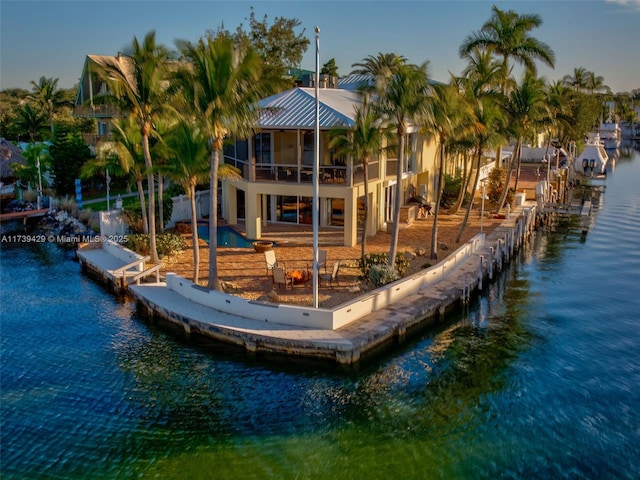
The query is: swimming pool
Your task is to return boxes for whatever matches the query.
[197,225,260,248]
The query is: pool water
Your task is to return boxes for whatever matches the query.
[197,225,258,248]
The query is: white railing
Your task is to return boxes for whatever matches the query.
[99,210,128,237]
[166,191,211,228]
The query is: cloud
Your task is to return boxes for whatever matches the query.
[605,0,640,10]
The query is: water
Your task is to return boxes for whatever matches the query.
[2,147,639,479]
[198,225,259,248]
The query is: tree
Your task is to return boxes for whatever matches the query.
[13,103,48,142]
[11,143,52,193]
[459,5,555,79]
[175,34,279,291]
[495,72,548,213]
[49,124,91,197]
[208,7,309,86]
[30,76,64,132]
[562,67,589,92]
[83,116,149,233]
[329,96,389,264]
[163,120,210,283]
[91,31,170,264]
[377,61,433,267]
[321,58,339,77]
[455,95,505,243]
[425,82,470,259]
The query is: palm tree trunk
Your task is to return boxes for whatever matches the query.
[430,141,446,259]
[136,178,149,234]
[450,153,471,214]
[207,141,222,291]
[388,128,405,267]
[158,174,164,233]
[455,148,482,243]
[495,141,520,213]
[141,133,158,264]
[513,143,523,193]
[190,182,200,284]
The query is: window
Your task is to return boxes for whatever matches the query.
[98,122,108,136]
[254,133,271,163]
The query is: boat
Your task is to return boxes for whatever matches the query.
[575,133,608,176]
[599,120,621,150]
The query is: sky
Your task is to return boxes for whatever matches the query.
[1,0,639,93]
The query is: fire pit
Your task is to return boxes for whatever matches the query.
[287,269,309,285]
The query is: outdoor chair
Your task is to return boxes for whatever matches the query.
[264,250,278,276]
[272,266,293,290]
[318,249,328,274]
[320,260,340,289]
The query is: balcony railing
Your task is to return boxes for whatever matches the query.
[74,104,121,118]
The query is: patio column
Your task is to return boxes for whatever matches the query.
[343,189,357,247]
[225,183,237,225]
[244,185,262,240]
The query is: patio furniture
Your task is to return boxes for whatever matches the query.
[264,250,278,276]
[272,266,293,290]
[318,249,328,274]
[320,260,340,289]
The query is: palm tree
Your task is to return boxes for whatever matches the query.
[376,61,433,267]
[459,5,555,79]
[30,76,64,133]
[14,104,48,142]
[175,34,278,291]
[563,67,589,92]
[163,120,210,283]
[425,82,470,259]
[455,95,505,243]
[83,116,150,234]
[92,31,169,264]
[495,72,548,213]
[329,96,389,264]
[12,143,51,193]
[585,71,608,95]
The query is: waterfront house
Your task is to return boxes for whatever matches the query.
[221,74,440,246]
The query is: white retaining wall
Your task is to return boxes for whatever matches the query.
[165,233,486,330]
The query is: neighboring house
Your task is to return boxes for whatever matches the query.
[74,53,131,150]
[221,76,439,247]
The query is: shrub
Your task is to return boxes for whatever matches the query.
[368,264,399,288]
[487,167,505,204]
[58,195,78,216]
[125,233,186,256]
[441,174,461,207]
[359,251,411,278]
[123,193,174,233]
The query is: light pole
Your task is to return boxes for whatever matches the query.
[312,26,320,309]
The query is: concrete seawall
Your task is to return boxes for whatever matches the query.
[116,205,537,364]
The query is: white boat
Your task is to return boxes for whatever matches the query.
[599,120,621,150]
[575,133,608,176]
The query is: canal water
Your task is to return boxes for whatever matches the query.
[2,147,639,479]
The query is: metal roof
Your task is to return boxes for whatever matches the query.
[258,87,361,129]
